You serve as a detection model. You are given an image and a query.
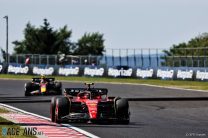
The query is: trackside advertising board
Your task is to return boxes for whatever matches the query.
[58,66,79,76]
[7,64,29,74]
[3,63,208,81]
[32,65,54,75]
[136,68,154,78]
[157,69,174,79]
[108,66,133,77]
[0,64,3,73]
[84,67,105,77]
[196,70,208,81]
[176,70,193,80]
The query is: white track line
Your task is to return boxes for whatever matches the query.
[98,82,208,93]
[1,78,208,93]
[0,103,99,138]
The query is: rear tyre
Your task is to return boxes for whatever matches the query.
[25,82,32,96]
[115,98,130,124]
[57,90,62,95]
[50,97,57,122]
[55,97,70,123]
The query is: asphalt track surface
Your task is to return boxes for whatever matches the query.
[1,79,208,138]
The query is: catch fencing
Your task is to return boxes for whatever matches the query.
[1,47,208,68]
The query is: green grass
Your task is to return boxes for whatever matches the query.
[1,74,208,91]
[0,108,36,138]
[0,108,10,113]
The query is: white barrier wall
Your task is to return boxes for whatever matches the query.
[196,70,208,81]
[108,68,133,77]
[58,67,79,76]
[84,67,104,77]
[176,70,193,80]
[7,65,29,74]
[136,69,154,78]
[4,63,208,81]
[0,65,2,72]
[33,66,54,75]
[157,69,174,79]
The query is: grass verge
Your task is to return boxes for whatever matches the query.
[0,74,208,91]
[0,108,10,113]
[0,108,36,138]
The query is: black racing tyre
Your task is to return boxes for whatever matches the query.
[55,82,62,89]
[115,98,130,124]
[59,90,62,95]
[25,82,32,96]
[55,97,70,123]
[57,89,62,95]
[55,82,62,95]
[113,97,121,113]
[50,97,57,122]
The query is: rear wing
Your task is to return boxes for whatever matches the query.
[32,78,55,82]
[64,88,108,96]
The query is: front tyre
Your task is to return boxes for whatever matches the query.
[50,97,57,122]
[55,97,70,123]
[25,82,32,96]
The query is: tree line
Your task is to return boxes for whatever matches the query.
[1,18,208,66]
[162,33,208,66]
[163,33,208,57]
[12,19,105,56]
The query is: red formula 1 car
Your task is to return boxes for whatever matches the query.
[50,83,130,124]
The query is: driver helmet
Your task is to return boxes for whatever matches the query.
[81,93,90,99]
[41,75,46,80]
[83,93,90,99]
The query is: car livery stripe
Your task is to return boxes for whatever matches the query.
[0,103,99,138]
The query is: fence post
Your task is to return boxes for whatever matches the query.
[39,55,41,65]
[204,48,206,67]
[118,49,121,66]
[172,55,174,67]
[185,48,187,67]
[148,48,151,67]
[191,48,194,67]
[105,51,107,66]
[55,55,57,65]
[31,54,33,65]
[197,48,200,67]
[141,49,143,67]
[134,49,136,67]
[126,49,129,66]
[16,55,18,64]
[88,55,91,65]
[47,55,49,65]
[79,56,81,65]
[96,56,98,65]
[205,57,206,67]
[156,49,159,67]
[8,54,10,64]
[112,49,114,66]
